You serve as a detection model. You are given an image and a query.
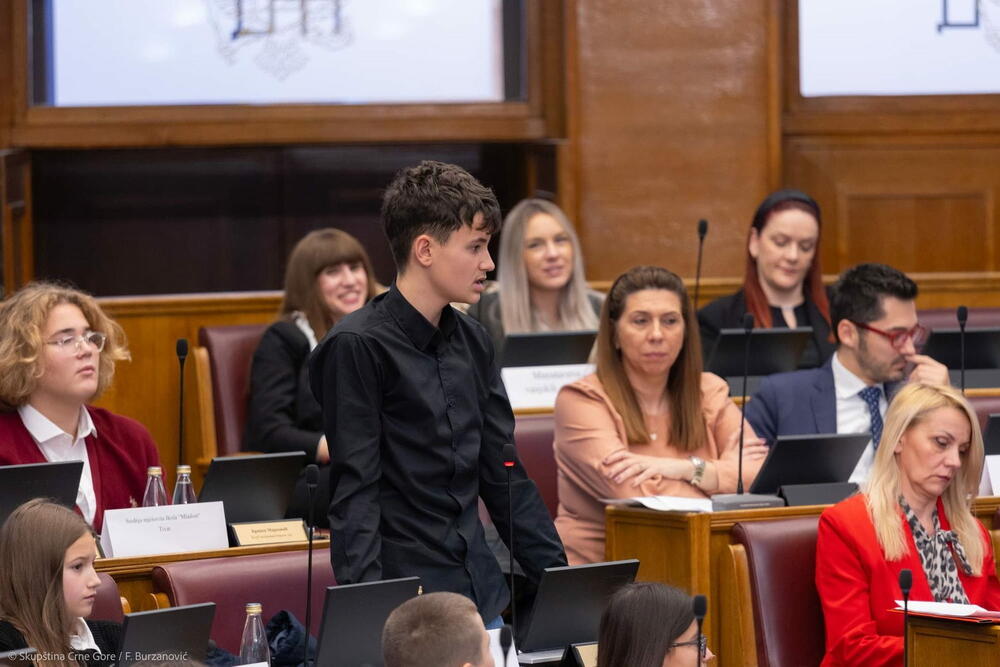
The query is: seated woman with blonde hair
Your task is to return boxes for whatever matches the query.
[816,382,1000,666]
[467,197,601,353]
[0,282,159,533]
[554,266,767,564]
[0,499,119,666]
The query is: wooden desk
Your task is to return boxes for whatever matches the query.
[604,497,1000,667]
[96,538,330,613]
[908,615,1000,666]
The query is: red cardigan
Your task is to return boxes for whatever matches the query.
[0,407,160,533]
[816,493,1000,667]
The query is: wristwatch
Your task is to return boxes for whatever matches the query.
[689,456,706,488]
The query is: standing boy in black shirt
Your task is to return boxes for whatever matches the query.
[310,161,566,624]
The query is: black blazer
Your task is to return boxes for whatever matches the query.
[244,319,324,459]
[0,619,119,667]
[697,288,835,368]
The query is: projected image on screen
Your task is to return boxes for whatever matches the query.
[39,0,507,107]
[800,0,1000,97]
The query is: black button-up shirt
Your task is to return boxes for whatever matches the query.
[309,286,566,620]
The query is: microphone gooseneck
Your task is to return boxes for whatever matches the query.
[957,305,968,394]
[899,568,912,667]
[737,313,754,495]
[693,594,707,665]
[693,219,709,310]
[303,463,320,666]
[502,443,517,642]
[175,339,189,467]
[499,624,513,664]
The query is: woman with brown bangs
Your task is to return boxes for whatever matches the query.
[698,189,834,368]
[244,228,380,526]
[0,499,119,666]
[553,266,768,564]
[0,282,160,534]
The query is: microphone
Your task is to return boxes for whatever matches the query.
[712,314,783,510]
[899,568,912,667]
[175,339,188,467]
[693,219,709,309]
[502,443,517,641]
[693,594,707,665]
[957,305,968,394]
[499,624,513,665]
[737,313,753,494]
[303,464,319,666]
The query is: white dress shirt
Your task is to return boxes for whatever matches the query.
[69,617,101,652]
[831,352,887,485]
[17,404,97,525]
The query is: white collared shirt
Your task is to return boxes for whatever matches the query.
[69,617,100,652]
[17,404,97,525]
[831,352,887,485]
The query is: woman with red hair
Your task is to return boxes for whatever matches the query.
[698,189,833,368]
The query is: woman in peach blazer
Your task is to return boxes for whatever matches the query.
[554,266,767,564]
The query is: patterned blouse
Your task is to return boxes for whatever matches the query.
[901,497,972,604]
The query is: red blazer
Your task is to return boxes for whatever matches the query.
[816,493,1000,667]
[0,407,160,533]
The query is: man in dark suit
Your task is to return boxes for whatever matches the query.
[745,263,949,482]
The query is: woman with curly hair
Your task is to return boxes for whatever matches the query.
[0,282,159,533]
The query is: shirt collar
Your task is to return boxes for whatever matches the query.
[831,350,880,400]
[385,285,457,351]
[18,404,96,444]
[68,617,100,652]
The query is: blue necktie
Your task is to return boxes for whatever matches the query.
[859,386,883,450]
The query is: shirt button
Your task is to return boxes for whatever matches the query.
[448,399,455,408]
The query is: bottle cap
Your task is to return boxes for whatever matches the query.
[245,603,263,614]
[176,465,192,474]
[147,466,162,476]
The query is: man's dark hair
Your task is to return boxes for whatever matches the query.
[382,592,484,667]
[381,161,502,270]
[830,263,918,343]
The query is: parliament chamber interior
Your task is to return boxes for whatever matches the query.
[4,1,1000,666]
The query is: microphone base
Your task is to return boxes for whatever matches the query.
[712,493,785,511]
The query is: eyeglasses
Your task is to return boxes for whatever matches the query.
[45,332,107,354]
[850,321,929,351]
[669,634,708,661]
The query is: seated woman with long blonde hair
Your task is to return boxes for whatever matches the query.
[816,382,1000,666]
[467,198,601,354]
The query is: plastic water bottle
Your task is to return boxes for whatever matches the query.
[172,465,197,504]
[141,466,168,507]
[239,602,270,666]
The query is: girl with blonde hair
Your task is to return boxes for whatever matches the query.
[816,382,1000,666]
[0,282,160,533]
[467,198,601,353]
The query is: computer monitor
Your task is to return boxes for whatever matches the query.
[313,576,421,667]
[0,461,82,528]
[517,559,639,661]
[749,433,871,495]
[117,602,215,667]
[501,330,597,368]
[199,452,305,524]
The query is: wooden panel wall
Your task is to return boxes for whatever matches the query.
[785,137,1000,275]
[564,0,780,282]
[92,293,281,489]
[781,1,1000,285]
